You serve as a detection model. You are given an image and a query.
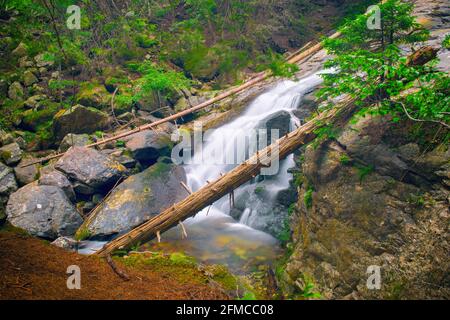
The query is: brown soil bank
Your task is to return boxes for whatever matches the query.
[0,229,228,300]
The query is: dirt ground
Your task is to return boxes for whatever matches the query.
[0,230,228,300]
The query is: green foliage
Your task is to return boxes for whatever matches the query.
[339,154,351,165]
[443,34,450,49]
[318,0,449,127]
[304,185,314,209]
[237,291,257,300]
[356,164,374,183]
[130,61,191,101]
[298,276,321,299]
[277,203,296,245]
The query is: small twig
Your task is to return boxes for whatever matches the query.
[398,102,450,129]
[106,255,130,281]
[179,220,188,239]
[180,181,193,195]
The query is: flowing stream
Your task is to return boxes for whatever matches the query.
[144,72,325,273]
[79,71,324,272]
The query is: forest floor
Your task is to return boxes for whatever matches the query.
[0,227,229,300]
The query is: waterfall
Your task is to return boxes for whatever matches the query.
[184,72,324,230]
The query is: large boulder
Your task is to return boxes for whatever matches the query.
[38,170,76,201]
[6,184,83,239]
[124,131,173,165]
[82,160,186,239]
[0,142,23,165]
[52,105,110,141]
[55,147,126,191]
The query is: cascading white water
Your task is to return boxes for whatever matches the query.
[142,71,326,273]
[80,71,325,269]
[184,72,324,225]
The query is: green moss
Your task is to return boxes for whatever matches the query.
[74,227,91,241]
[339,154,351,165]
[304,185,314,209]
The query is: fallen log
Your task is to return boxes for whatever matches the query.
[95,95,357,257]
[94,46,436,257]
[21,31,341,168]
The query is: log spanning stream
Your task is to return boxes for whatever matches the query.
[144,72,325,273]
[81,71,325,273]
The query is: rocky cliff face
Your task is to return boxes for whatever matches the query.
[280,0,449,299]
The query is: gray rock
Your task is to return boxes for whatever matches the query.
[8,81,24,100]
[6,184,83,239]
[0,162,18,197]
[58,133,91,152]
[0,130,14,147]
[23,70,38,86]
[124,131,172,164]
[52,104,110,142]
[24,94,47,109]
[55,147,126,191]
[51,236,78,251]
[11,42,28,57]
[34,53,54,68]
[38,170,76,201]
[0,142,23,165]
[84,160,186,238]
[14,158,39,186]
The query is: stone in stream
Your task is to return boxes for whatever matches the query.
[55,146,126,192]
[6,184,83,239]
[83,160,187,239]
[124,130,173,165]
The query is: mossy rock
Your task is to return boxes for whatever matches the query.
[76,81,110,109]
[21,100,59,131]
[52,104,110,142]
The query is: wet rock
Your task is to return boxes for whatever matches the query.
[84,160,186,239]
[51,236,78,251]
[23,70,38,86]
[38,170,76,201]
[124,131,172,165]
[58,133,91,152]
[55,147,126,191]
[6,184,83,239]
[14,157,40,186]
[0,142,23,165]
[52,105,110,141]
[259,110,291,142]
[8,81,24,100]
